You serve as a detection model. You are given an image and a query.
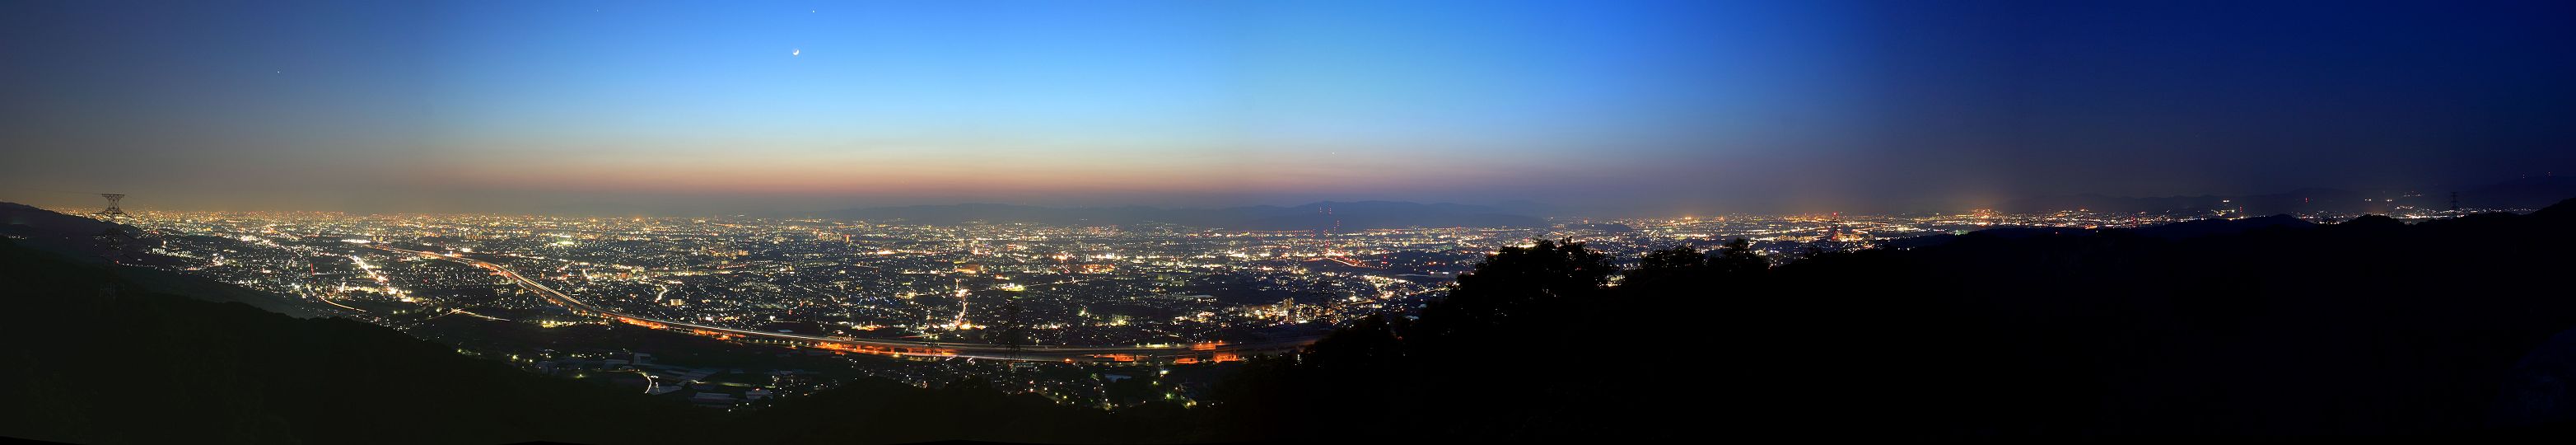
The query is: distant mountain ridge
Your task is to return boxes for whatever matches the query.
[1880,213,2319,250]
[2004,176,2576,214]
[818,200,1546,229]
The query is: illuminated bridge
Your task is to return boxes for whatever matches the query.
[366,245,1316,364]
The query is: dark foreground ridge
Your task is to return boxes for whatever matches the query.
[1229,198,2576,439]
[0,236,1179,444]
[11,199,2576,443]
[0,237,701,444]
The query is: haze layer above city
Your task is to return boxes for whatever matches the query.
[6,0,2573,217]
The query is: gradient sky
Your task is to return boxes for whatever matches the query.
[4,0,2573,216]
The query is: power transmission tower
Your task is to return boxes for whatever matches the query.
[998,299,1026,358]
[94,194,128,218]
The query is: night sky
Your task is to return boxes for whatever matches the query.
[3,0,2572,216]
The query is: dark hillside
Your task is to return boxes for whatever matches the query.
[1220,199,2576,438]
[0,231,1188,444]
[14,198,2576,442]
[0,238,716,444]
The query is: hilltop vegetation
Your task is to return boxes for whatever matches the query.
[1214,199,2576,438]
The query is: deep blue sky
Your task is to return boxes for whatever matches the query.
[3,0,2571,215]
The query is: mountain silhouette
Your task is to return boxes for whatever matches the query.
[2121,213,2315,239]
[0,237,710,444]
[2001,177,2576,215]
[1230,197,2576,439]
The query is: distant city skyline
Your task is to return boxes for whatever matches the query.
[6,1,2574,216]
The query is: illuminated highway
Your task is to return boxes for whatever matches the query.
[366,245,1315,363]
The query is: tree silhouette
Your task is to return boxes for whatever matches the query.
[1407,238,1611,349]
[1711,237,1767,275]
[1638,245,1707,269]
